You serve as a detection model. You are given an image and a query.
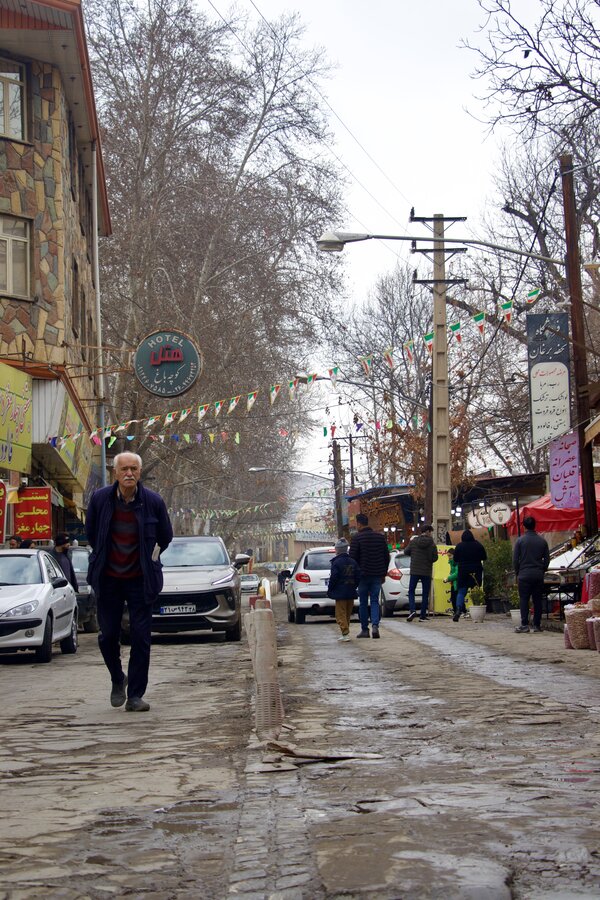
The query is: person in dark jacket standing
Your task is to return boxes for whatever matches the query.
[405,525,438,622]
[50,532,79,592]
[513,515,550,633]
[349,513,390,639]
[453,529,487,621]
[86,452,173,712]
[327,538,361,642]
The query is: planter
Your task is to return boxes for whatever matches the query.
[469,605,486,623]
[510,608,522,625]
[487,598,510,615]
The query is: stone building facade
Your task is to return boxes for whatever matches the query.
[0,0,111,540]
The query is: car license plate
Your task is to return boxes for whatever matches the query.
[159,604,196,615]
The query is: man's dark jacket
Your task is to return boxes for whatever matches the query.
[453,531,487,589]
[50,549,79,592]
[513,530,550,581]
[327,553,361,600]
[86,481,173,603]
[349,527,390,577]
[405,534,438,576]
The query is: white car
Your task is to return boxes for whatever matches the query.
[0,549,78,662]
[286,546,359,624]
[381,552,422,617]
[240,573,261,594]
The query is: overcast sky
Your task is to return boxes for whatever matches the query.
[204,0,541,478]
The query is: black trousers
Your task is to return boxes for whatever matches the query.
[518,576,544,628]
[97,575,152,699]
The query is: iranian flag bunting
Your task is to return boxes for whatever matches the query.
[526,287,541,303]
[227,395,241,415]
[449,322,462,343]
[500,299,513,323]
[423,331,434,353]
[270,384,281,405]
[214,400,224,417]
[359,354,373,376]
[403,339,414,363]
[472,311,485,334]
[247,391,258,411]
[383,347,394,369]
[197,404,209,420]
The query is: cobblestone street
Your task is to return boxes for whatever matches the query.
[1,596,599,898]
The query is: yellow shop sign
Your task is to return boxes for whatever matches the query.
[0,363,32,473]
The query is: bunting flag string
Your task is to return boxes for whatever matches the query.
[383,347,394,369]
[227,395,241,415]
[423,331,434,353]
[403,339,414,363]
[473,311,485,334]
[247,391,258,411]
[500,299,513,323]
[197,403,209,420]
[359,354,373,376]
[526,287,541,303]
[328,366,339,389]
[214,399,224,417]
[449,322,462,343]
[288,378,298,400]
[270,384,281,405]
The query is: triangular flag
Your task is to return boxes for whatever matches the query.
[270,384,281,405]
[383,347,394,369]
[227,396,241,415]
[179,408,191,423]
[235,432,240,444]
[209,433,215,443]
[183,434,190,443]
[331,425,336,438]
[247,391,258,411]
[164,411,176,426]
[403,340,414,363]
[214,400,224,417]
[359,354,373,376]
[108,436,117,448]
[328,366,339,388]
[526,287,541,303]
[449,322,462,343]
[306,373,318,387]
[423,331,434,353]
[278,428,289,436]
[145,416,160,428]
[323,426,328,437]
[473,311,485,333]
[197,403,209,420]
[288,379,298,400]
[500,299,513,323]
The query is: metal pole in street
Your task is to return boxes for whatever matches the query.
[560,154,598,536]
[431,214,452,542]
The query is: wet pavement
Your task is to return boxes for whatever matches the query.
[0,600,598,898]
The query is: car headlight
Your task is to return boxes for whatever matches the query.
[1,598,40,617]
[211,570,235,587]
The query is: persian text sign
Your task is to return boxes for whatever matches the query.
[0,362,32,473]
[134,331,201,398]
[14,487,52,540]
[549,431,580,509]
[526,313,570,449]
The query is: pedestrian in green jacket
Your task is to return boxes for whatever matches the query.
[445,548,458,614]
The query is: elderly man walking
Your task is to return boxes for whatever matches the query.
[86,452,173,712]
[349,513,390,639]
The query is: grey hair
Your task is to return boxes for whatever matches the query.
[113,452,143,469]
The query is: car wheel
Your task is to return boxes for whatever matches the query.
[295,607,306,624]
[60,613,78,654]
[83,611,99,633]
[287,601,295,623]
[34,616,53,663]
[381,590,394,618]
[225,618,242,642]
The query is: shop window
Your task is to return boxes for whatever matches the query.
[0,58,25,141]
[0,216,29,297]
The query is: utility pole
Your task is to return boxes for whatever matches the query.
[332,439,344,538]
[412,211,467,542]
[560,154,598,536]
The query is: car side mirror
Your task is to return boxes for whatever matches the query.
[52,576,68,588]
[233,553,251,569]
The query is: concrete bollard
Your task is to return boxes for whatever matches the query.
[244,605,284,739]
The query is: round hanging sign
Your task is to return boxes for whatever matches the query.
[133,330,201,398]
[467,510,479,529]
[476,508,493,528]
[488,501,512,526]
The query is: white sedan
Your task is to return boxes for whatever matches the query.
[380,552,422,617]
[0,549,78,662]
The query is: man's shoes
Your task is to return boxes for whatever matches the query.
[418,616,428,622]
[338,634,351,642]
[514,625,530,633]
[532,626,542,633]
[407,612,417,622]
[110,675,127,708]
[356,629,370,638]
[125,697,150,712]
[452,613,460,622]
[372,626,380,639]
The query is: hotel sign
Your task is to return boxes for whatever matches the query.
[134,330,201,398]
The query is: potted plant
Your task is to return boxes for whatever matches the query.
[466,584,486,622]
[508,586,521,625]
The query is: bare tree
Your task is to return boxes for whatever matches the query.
[465,0,600,137]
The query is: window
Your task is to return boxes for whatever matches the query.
[0,216,29,297]
[0,59,25,140]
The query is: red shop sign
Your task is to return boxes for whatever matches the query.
[14,487,52,541]
[0,482,6,544]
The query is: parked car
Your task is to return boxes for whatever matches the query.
[240,573,261,594]
[286,546,360,624]
[380,552,422,617]
[121,536,250,643]
[0,549,78,662]
[70,545,98,633]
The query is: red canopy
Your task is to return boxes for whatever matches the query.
[506,484,600,535]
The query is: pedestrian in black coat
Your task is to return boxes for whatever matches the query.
[327,538,361,641]
[452,529,487,621]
